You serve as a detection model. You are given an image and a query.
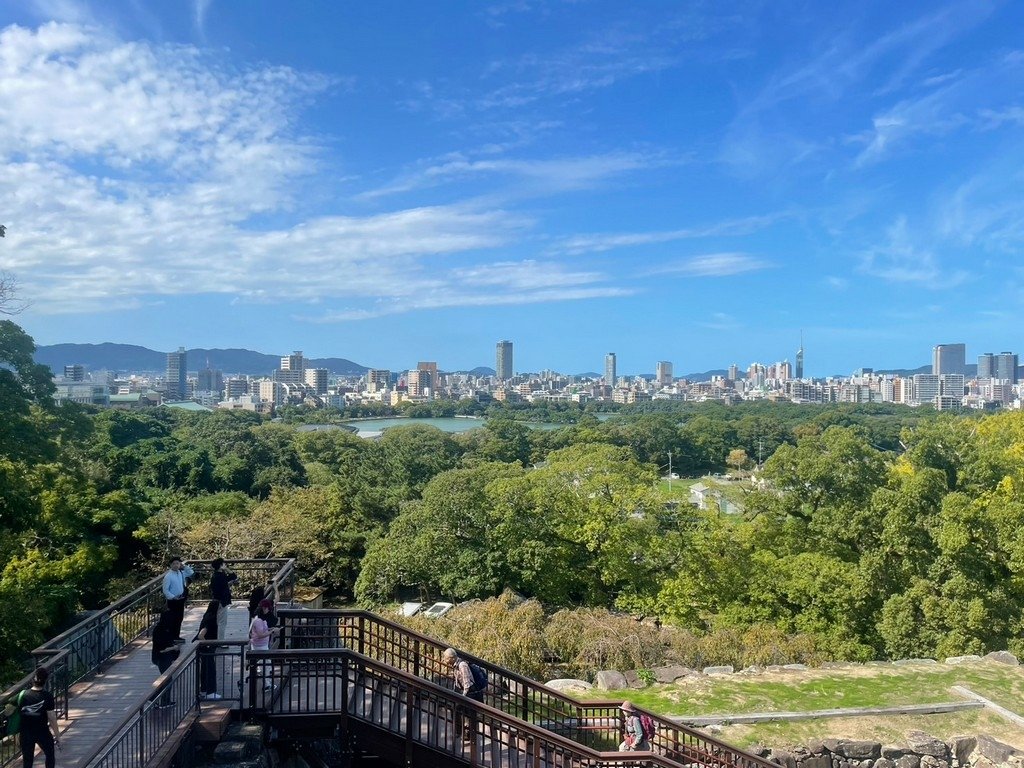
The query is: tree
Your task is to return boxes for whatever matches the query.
[726,448,750,472]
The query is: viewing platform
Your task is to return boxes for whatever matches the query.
[0,558,775,768]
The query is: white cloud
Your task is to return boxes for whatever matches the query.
[0,22,628,319]
[193,0,212,36]
[698,312,739,331]
[359,152,665,199]
[859,217,968,288]
[647,253,771,277]
[554,213,786,255]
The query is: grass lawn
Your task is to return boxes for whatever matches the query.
[580,662,1024,749]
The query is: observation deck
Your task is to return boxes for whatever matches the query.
[0,558,775,768]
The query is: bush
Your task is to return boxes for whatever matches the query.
[398,591,548,679]
[544,608,665,676]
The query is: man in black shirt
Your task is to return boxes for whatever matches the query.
[210,558,238,641]
[10,667,59,768]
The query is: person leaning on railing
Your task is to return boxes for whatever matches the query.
[3,667,61,768]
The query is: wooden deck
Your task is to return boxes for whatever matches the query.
[56,605,249,768]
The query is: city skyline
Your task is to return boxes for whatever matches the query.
[2,2,1024,375]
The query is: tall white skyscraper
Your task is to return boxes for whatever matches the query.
[496,340,513,381]
[604,353,617,387]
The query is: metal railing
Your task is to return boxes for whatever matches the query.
[272,609,776,768]
[249,646,697,768]
[0,558,295,768]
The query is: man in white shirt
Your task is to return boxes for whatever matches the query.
[162,557,194,642]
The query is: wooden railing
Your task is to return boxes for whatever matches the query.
[273,609,776,768]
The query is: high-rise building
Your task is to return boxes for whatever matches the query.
[258,380,285,406]
[795,333,805,379]
[728,364,739,381]
[940,374,965,399]
[197,366,223,394]
[276,351,306,384]
[913,373,940,406]
[63,364,85,382]
[978,353,996,379]
[417,361,438,388]
[604,353,617,387]
[165,347,187,401]
[496,341,513,381]
[655,361,673,387]
[225,378,248,398]
[932,343,966,376]
[996,352,1018,383]
[407,369,432,398]
[366,369,391,393]
[304,368,328,395]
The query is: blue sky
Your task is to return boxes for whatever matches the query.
[1,1,1023,376]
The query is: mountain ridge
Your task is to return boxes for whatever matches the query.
[35,342,369,376]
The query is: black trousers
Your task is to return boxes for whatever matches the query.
[199,651,217,695]
[154,653,176,704]
[166,596,186,639]
[20,726,55,768]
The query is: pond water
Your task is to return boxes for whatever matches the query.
[341,416,583,438]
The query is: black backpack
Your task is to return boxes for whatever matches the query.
[469,663,488,692]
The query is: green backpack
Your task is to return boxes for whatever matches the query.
[4,691,25,736]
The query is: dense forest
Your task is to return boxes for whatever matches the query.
[4,317,1024,680]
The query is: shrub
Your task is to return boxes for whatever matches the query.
[544,608,665,676]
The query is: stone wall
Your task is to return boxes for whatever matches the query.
[756,733,1022,768]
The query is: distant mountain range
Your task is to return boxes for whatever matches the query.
[34,343,991,381]
[35,343,369,376]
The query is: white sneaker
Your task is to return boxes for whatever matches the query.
[202,693,222,700]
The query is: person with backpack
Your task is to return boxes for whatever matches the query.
[442,648,487,745]
[3,667,60,768]
[618,700,652,752]
[441,647,486,703]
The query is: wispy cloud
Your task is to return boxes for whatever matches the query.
[854,50,1024,165]
[359,151,666,199]
[723,2,999,174]
[698,312,740,331]
[746,2,996,115]
[553,213,786,255]
[192,0,212,37]
[302,283,633,323]
[647,253,771,277]
[859,217,968,288]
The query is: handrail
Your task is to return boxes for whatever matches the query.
[273,609,775,768]
[0,558,294,768]
[249,645,685,768]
